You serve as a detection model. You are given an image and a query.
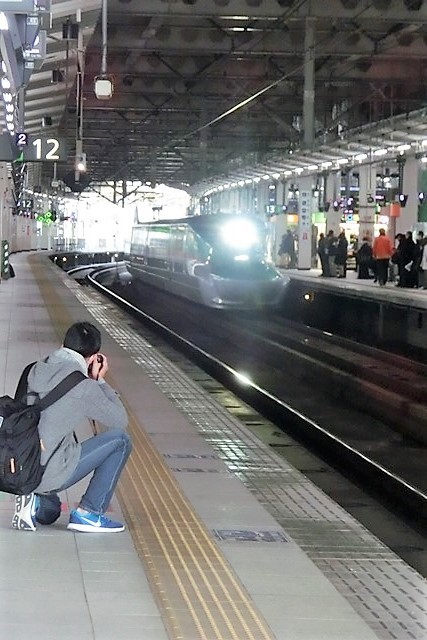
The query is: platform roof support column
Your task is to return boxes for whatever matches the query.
[273,181,286,264]
[303,17,316,150]
[257,179,269,219]
[248,182,257,216]
[122,178,127,208]
[297,176,313,269]
[240,185,248,214]
[325,171,341,234]
[398,157,418,235]
[418,161,427,224]
[358,165,377,243]
[199,124,207,182]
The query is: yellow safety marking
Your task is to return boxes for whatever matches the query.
[31,254,277,640]
[117,413,276,640]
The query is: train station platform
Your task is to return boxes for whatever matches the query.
[0,251,425,640]
[284,267,427,310]
[280,267,427,352]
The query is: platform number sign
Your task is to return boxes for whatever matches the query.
[29,136,65,162]
[10,134,67,163]
[0,133,66,162]
[16,133,28,147]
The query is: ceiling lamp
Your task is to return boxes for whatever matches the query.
[94,0,113,100]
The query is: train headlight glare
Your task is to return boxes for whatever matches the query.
[234,254,249,262]
[222,220,258,248]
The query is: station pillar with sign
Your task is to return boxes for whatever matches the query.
[1,239,9,279]
[297,177,312,269]
[325,171,341,234]
[358,165,376,243]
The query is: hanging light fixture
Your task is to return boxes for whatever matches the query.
[94,0,114,99]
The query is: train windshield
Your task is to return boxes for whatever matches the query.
[198,216,277,280]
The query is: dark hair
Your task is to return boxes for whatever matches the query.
[63,322,101,358]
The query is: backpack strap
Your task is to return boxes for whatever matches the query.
[38,370,87,411]
[14,361,36,401]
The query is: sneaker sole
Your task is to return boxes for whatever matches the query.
[12,495,36,531]
[67,522,125,533]
[12,515,36,531]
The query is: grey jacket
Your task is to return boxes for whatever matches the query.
[26,347,128,493]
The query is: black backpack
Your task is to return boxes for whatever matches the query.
[0,363,86,495]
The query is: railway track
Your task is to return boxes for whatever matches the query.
[87,269,426,498]
[72,264,427,574]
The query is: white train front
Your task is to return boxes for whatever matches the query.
[127,214,288,310]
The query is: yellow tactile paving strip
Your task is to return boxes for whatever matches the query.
[30,255,277,640]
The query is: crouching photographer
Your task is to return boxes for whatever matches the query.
[13,321,132,534]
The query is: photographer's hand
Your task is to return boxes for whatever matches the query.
[89,353,109,380]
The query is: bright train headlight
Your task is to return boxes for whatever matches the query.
[222,219,259,249]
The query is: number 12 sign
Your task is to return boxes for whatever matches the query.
[16,135,67,162]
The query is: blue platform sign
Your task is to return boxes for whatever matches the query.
[0,1,36,12]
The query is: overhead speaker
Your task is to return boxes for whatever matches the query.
[62,22,79,40]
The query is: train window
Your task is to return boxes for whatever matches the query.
[184,229,210,275]
[130,227,147,254]
[146,225,170,270]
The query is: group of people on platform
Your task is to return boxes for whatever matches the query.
[316,228,427,288]
[317,230,349,279]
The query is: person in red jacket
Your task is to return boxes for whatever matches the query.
[372,228,393,286]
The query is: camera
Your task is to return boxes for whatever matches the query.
[88,354,104,376]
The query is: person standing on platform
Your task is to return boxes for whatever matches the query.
[278,230,296,268]
[401,231,417,288]
[420,237,427,289]
[414,231,425,288]
[12,322,132,534]
[393,233,406,286]
[372,228,393,286]
[317,232,329,276]
[335,230,348,278]
[325,230,338,277]
[356,237,373,279]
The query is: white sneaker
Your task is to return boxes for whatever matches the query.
[12,494,38,531]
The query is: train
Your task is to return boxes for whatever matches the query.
[127,213,288,309]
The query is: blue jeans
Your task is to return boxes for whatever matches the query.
[56,429,132,515]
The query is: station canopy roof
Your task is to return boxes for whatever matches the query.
[4,0,427,197]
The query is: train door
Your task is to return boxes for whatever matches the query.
[170,225,187,276]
